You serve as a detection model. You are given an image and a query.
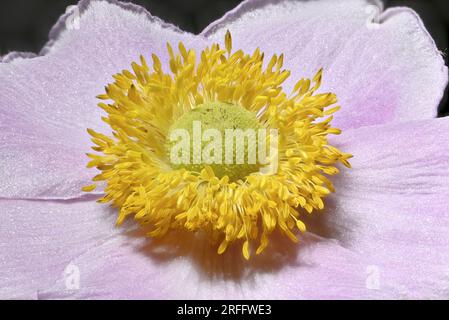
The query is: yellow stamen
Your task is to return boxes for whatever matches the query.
[82,184,97,192]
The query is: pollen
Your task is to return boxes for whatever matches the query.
[85,31,352,260]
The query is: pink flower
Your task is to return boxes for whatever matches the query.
[0,0,448,299]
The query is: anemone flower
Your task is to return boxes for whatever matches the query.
[1,0,448,300]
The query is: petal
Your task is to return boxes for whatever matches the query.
[319,117,449,298]
[41,117,449,299]
[0,0,207,199]
[203,0,448,130]
[0,118,100,200]
[0,199,117,299]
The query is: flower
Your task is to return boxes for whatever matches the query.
[0,0,448,299]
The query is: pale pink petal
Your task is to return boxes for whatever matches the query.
[40,118,449,299]
[0,199,117,299]
[203,0,448,130]
[0,119,101,200]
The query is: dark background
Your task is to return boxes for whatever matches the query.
[0,0,448,115]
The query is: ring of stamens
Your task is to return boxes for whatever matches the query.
[84,31,352,260]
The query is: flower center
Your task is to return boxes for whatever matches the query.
[166,101,263,181]
[85,31,353,259]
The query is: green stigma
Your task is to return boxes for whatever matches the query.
[166,102,263,181]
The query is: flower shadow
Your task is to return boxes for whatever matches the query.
[300,195,350,245]
[123,207,347,283]
[125,228,303,282]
